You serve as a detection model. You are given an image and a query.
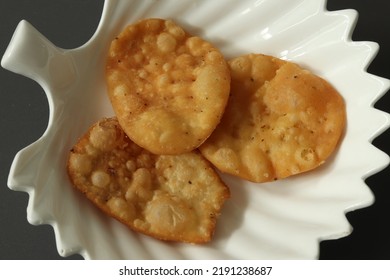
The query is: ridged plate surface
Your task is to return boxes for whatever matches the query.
[3,0,390,259]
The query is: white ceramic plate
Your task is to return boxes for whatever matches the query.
[2,0,390,259]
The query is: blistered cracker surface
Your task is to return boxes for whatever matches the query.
[106,18,230,155]
[67,118,230,243]
[200,54,346,182]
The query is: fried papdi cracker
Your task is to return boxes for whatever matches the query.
[199,54,346,182]
[67,118,229,243]
[105,18,230,155]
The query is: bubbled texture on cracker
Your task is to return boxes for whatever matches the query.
[67,118,230,243]
[106,18,230,155]
[200,54,346,182]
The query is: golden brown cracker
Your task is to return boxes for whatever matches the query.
[199,54,346,182]
[105,18,230,155]
[67,118,230,243]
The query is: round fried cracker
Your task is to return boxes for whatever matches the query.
[67,118,229,243]
[105,18,230,155]
[199,54,346,182]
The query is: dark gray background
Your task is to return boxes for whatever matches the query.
[0,0,389,260]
